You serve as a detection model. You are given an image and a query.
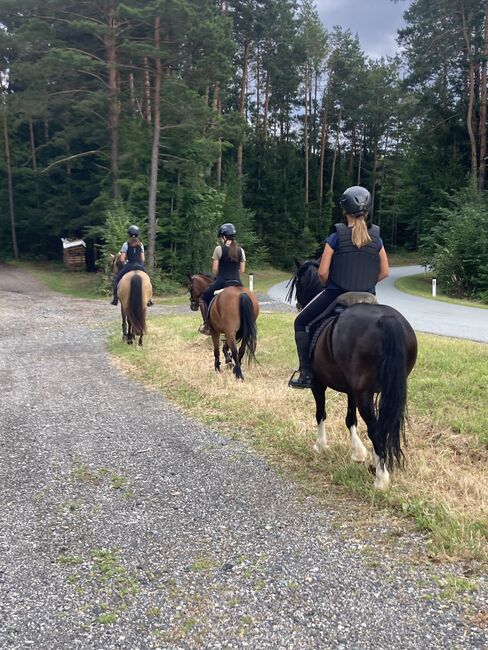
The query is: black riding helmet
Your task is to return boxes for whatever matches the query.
[340,186,371,216]
[127,225,139,237]
[218,223,237,238]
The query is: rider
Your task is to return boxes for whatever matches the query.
[198,223,246,334]
[111,225,153,306]
[289,185,389,389]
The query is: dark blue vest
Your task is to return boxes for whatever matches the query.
[218,244,242,281]
[328,223,380,291]
[126,243,143,264]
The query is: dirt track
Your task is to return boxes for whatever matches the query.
[0,264,486,649]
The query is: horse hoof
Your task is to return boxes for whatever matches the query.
[313,443,328,454]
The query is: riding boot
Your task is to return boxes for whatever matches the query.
[288,330,314,389]
[198,299,210,335]
[111,283,118,306]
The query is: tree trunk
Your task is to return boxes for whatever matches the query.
[143,57,152,123]
[461,8,478,179]
[357,124,365,185]
[29,119,40,206]
[147,16,162,270]
[104,6,120,198]
[263,73,269,137]
[318,76,332,211]
[479,0,488,189]
[304,69,309,206]
[2,103,19,259]
[236,36,249,205]
[329,107,342,195]
[215,81,222,186]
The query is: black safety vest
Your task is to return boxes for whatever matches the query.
[126,243,143,264]
[328,223,380,291]
[218,244,243,281]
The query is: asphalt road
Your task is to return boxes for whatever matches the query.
[0,264,487,649]
[269,265,488,343]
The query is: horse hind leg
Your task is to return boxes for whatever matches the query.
[228,336,244,380]
[347,393,368,463]
[357,393,390,490]
[212,332,221,372]
[223,340,233,365]
[311,382,328,453]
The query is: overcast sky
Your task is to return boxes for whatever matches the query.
[316,0,410,60]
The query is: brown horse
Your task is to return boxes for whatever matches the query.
[117,270,153,346]
[287,260,417,490]
[188,274,259,380]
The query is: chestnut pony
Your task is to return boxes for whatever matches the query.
[287,260,417,490]
[188,274,259,380]
[117,271,153,346]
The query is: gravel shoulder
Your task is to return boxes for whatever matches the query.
[0,263,486,649]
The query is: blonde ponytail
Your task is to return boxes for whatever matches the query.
[351,216,371,248]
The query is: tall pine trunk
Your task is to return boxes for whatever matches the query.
[479,0,488,190]
[2,102,18,258]
[147,16,162,270]
[105,7,120,198]
[461,8,478,179]
[236,36,249,205]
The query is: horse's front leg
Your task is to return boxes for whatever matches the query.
[347,393,368,463]
[357,393,390,490]
[212,332,221,372]
[311,381,328,453]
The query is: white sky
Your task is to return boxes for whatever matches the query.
[316,0,409,59]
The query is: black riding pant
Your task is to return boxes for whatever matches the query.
[114,263,146,289]
[294,287,346,334]
[202,277,242,305]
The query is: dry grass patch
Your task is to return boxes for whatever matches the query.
[109,312,487,563]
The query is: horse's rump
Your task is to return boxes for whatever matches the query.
[119,271,152,336]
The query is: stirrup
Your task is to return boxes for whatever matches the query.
[288,369,314,389]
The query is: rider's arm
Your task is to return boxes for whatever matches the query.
[212,259,219,275]
[378,246,389,282]
[318,244,334,285]
[119,251,127,265]
[240,260,245,274]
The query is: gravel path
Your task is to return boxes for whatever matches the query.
[0,264,486,649]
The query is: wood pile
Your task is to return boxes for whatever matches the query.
[61,238,86,271]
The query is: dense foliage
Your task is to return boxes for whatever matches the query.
[0,0,487,298]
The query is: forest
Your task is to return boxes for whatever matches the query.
[1,0,487,301]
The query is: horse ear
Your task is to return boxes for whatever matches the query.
[294,258,302,270]
[110,254,115,260]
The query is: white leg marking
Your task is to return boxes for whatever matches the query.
[373,452,390,490]
[350,425,368,462]
[313,419,328,453]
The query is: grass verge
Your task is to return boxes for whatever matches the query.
[396,272,488,310]
[109,311,487,564]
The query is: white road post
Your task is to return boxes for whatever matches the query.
[432,278,437,297]
[249,272,254,291]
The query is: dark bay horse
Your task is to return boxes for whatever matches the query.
[188,274,259,380]
[118,270,153,346]
[287,260,418,490]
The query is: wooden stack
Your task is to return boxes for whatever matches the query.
[61,238,86,271]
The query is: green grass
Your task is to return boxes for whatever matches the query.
[13,260,105,300]
[109,313,487,562]
[396,272,488,309]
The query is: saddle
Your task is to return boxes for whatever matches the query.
[308,292,378,356]
[207,281,243,313]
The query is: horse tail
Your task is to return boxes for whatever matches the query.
[377,315,408,470]
[128,274,146,335]
[237,293,257,363]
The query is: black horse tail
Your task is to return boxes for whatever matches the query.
[377,315,408,470]
[237,293,257,363]
[128,274,146,335]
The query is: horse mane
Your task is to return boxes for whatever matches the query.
[197,272,213,279]
[286,259,322,305]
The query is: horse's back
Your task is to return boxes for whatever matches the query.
[118,270,153,304]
